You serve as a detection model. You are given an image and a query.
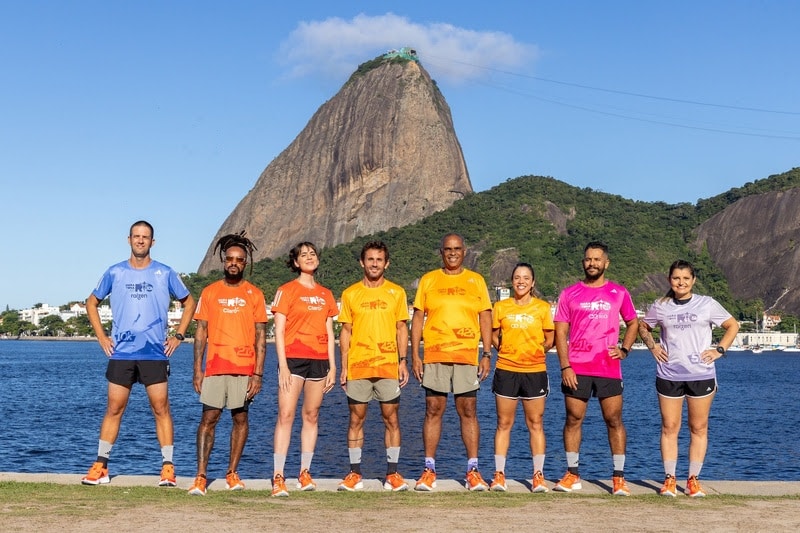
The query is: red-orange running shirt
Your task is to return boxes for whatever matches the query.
[338,279,409,380]
[413,268,491,365]
[271,279,338,360]
[194,279,268,376]
[492,297,554,373]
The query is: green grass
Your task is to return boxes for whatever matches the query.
[1,481,797,519]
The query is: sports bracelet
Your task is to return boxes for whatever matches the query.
[561,365,572,371]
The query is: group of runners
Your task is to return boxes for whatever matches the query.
[80,221,739,498]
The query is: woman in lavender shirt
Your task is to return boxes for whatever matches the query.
[638,260,739,498]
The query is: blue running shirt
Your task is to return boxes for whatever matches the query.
[92,260,190,360]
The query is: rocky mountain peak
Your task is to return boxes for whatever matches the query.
[198,54,472,273]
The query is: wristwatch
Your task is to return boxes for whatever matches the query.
[715,346,725,356]
[174,333,185,341]
[482,352,492,359]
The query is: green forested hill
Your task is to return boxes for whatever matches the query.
[185,168,800,320]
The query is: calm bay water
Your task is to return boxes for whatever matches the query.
[0,340,798,481]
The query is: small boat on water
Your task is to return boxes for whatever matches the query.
[750,345,764,354]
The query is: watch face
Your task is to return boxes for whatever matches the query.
[716,346,724,354]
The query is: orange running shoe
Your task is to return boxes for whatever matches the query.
[532,470,549,493]
[414,467,437,491]
[660,474,677,497]
[271,474,289,497]
[225,471,245,491]
[686,475,706,498]
[490,471,507,492]
[465,467,489,491]
[158,463,176,487]
[553,471,582,492]
[612,475,631,496]
[81,461,110,485]
[338,471,364,491]
[297,469,316,491]
[383,472,409,491]
[188,475,207,496]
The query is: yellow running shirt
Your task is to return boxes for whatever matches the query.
[413,269,491,365]
[492,297,554,373]
[338,280,409,380]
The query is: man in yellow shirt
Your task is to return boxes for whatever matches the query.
[337,241,410,492]
[411,233,492,491]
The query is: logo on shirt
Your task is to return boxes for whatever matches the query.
[218,297,247,314]
[579,299,611,319]
[301,295,327,311]
[437,287,466,296]
[126,281,153,300]
[360,299,388,310]
[667,312,697,330]
[508,313,534,328]
[378,341,398,353]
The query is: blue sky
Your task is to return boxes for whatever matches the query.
[1,1,798,310]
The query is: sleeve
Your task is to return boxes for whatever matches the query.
[643,302,660,327]
[540,300,555,330]
[338,290,353,324]
[708,298,733,328]
[553,289,570,323]
[168,268,191,300]
[253,289,268,322]
[492,301,502,329]
[91,268,114,300]
[620,289,637,322]
[394,288,410,321]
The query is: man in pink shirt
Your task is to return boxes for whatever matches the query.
[553,241,638,496]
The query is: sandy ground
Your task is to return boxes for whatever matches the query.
[5,496,800,532]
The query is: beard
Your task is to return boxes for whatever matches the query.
[583,266,605,281]
[224,270,244,284]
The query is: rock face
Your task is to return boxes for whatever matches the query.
[198,57,472,273]
[693,188,800,313]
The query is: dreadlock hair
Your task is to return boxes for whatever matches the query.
[214,230,258,275]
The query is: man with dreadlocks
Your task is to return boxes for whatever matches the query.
[187,231,267,495]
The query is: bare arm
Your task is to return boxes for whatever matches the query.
[701,316,740,364]
[610,317,639,360]
[555,321,577,389]
[324,316,336,393]
[193,319,208,393]
[410,308,425,382]
[274,312,291,392]
[86,293,114,356]
[339,322,352,388]
[165,293,196,356]
[638,320,668,363]
[248,322,267,399]
[397,320,409,387]
[478,309,492,381]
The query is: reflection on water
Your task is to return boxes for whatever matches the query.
[0,341,798,481]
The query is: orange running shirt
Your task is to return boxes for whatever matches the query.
[194,280,268,376]
[492,297,554,373]
[413,269,491,365]
[338,279,409,380]
[271,279,338,360]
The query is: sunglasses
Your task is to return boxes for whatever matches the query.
[224,256,246,264]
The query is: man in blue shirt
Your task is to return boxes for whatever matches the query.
[81,220,196,486]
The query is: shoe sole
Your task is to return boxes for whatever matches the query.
[532,485,549,493]
[81,478,110,486]
[553,483,582,492]
[467,483,488,491]
[414,483,436,491]
[226,484,245,491]
[688,492,706,498]
[272,490,289,497]
[384,482,409,491]
[297,484,316,491]
[337,482,364,491]
[660,491,677,497]
[158,480,177,487]
[490,485,507,492]
[613,490,631,496]
[188,489,206,496]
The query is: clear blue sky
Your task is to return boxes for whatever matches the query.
[1,1,798,310]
